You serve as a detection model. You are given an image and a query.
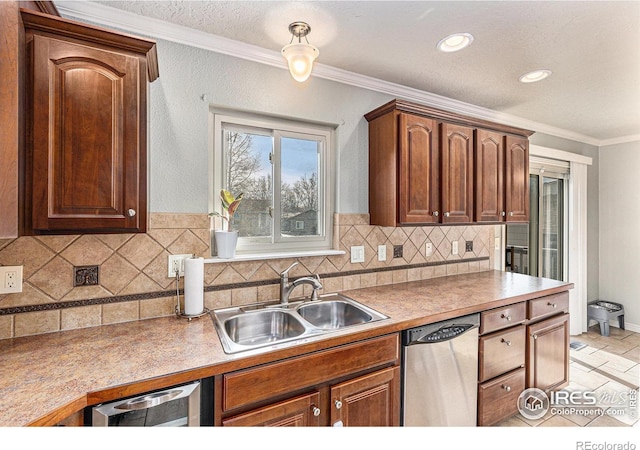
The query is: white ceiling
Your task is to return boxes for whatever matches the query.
[57,1,640,145]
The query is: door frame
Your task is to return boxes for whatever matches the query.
[500,145,592,335]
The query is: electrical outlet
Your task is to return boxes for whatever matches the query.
[378,245,387,261]
[350,246,365,263]
[168,254,193,277]
[425,242,433,257]
[452,241,459,255]
[0,265,23,294]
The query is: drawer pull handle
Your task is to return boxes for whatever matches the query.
[501,338,512,346]
[334,400,343,410]
[501,313,511,321]
[311,405,321,417]
[548,302,557,308]
[502,384,511,392]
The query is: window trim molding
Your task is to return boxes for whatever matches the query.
[208,108,336,257]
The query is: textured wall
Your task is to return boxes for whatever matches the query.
[148,38,393,214]
[598,140,640,327]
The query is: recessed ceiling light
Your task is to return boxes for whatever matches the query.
[437,33,474,53]
[519,69,552,83]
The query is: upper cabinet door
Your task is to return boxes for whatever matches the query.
[30,35,146,233]
[475,129,505,222]
[505,136,530,222]
[398,113,440,224]
[22,9,157,235]
[440,123,474,223]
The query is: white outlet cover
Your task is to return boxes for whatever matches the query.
[168,254,193,277]
[452,241,459,255]
[425,242,433,257]
[0,265,23,294]
[350,246,365,263]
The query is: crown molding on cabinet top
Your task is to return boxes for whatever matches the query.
[56,1,630,147]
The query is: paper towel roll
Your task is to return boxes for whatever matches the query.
[183,257,204,315]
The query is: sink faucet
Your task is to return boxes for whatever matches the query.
[280,262,323,304]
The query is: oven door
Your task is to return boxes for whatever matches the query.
[91,381,200,426]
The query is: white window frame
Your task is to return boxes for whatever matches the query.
[209,109,335,256]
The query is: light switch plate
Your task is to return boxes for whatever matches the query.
[350,246,365,263]
[0,265,23,294]
[377,245,387,261]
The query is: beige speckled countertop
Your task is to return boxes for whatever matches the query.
[0,270,572,427]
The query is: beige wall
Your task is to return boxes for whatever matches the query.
[0,213,494,339]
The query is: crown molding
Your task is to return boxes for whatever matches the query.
[598,134,640,147]
[56,1,610,147]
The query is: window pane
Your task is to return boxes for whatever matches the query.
[223,129,272,238]
[280,137,320,237]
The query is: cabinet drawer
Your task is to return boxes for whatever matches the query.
[479,325,525,382]
[480,302,526,334]
[222,334,399,412]
[478,367,525,426]
[528,292,569,321]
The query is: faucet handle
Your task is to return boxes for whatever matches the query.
[281,262,298,278]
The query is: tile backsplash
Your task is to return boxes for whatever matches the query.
[0,213,494,339]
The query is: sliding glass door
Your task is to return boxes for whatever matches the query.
[507,170,566,282]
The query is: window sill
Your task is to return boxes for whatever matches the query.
[204,249,345,264]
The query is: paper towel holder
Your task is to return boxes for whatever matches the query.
[174,268,209,321]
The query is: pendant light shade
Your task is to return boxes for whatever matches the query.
[281,22,318,82]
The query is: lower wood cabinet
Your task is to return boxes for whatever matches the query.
[477,291,570,426]
[477,368,525,427]
[222,391,322,427]
[216,334,401,427]
[330,366,400,427]
[527,313,569,392]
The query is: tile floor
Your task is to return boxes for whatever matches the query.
[498,325,639,427]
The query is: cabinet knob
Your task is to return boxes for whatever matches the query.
[502,384,512,392]
[502,211,506,217]
[334,399,343,410]
[509,212,514,216]
[532,334,538,340]
[548,302,557,308]
[127,209,136,217]
[500,313,511,321]
[433,211,439,217]
[444,212,450,217]
[311,405,321,417]
[501,338,512,346]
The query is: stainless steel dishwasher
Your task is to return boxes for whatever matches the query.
[402,313,479,426]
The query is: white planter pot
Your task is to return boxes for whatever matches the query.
[214,230,238,259]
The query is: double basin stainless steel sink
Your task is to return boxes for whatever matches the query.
[212,293,388,354]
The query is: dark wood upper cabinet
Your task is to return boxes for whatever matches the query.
[366,100,533,227]
[505,135,530,223]
[398,113,440,224]
[22,9,158,234]
[475,129,505,222]
[441,123,474,223]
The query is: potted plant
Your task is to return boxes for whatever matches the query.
[209,190,243,259]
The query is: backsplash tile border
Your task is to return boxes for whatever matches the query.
[0,213,495,338]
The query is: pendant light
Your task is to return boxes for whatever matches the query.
[281,22,319,82]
